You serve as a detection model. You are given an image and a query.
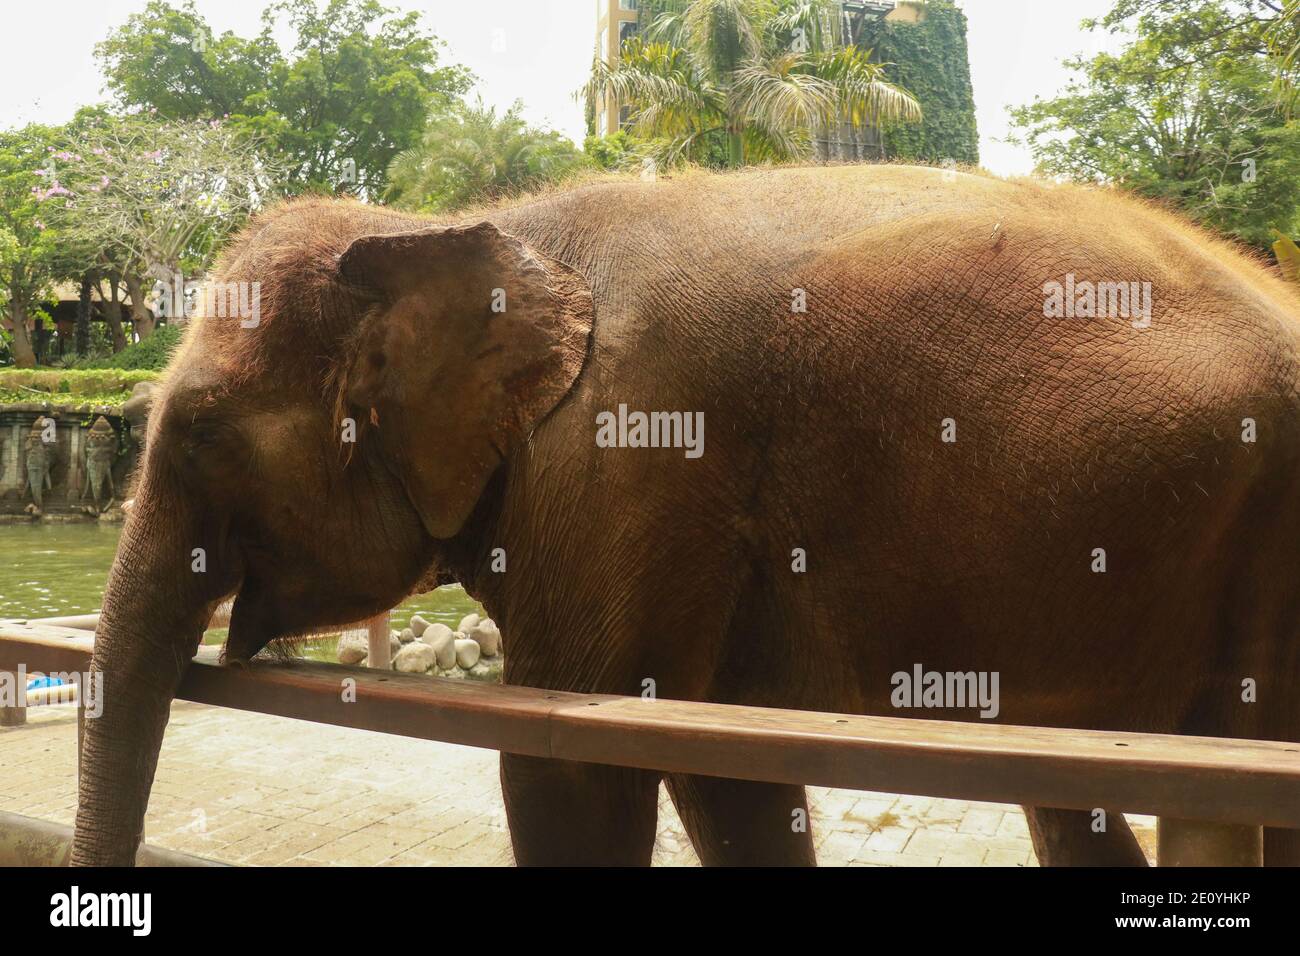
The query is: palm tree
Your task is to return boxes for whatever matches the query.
[585,0,922,168]
[1267,0,1300,115]
[386,100,591,212]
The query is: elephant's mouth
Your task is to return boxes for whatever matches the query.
[223,572,400,665]
[224,579,282,664]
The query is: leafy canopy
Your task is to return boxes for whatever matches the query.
[0,125,70,366]
[386,101,591,213]
[96,0,473,197]
[1009,0,1300,249]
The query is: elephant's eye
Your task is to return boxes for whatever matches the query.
[185,425,223,455]
[181,420,242,465]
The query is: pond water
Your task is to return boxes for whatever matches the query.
[0,522,483,662]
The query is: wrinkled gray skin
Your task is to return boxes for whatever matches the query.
[73,167,1300,867]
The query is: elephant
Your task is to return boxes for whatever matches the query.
[72,165,1300,867]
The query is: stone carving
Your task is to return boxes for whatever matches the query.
[82,416,118,510]
[23,416,56,513]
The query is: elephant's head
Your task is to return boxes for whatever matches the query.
[72,201,593,865]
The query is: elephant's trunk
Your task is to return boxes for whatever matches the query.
[71,466,229,866]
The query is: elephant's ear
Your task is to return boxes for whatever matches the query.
[338,222,593,538]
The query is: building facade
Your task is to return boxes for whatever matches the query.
[594,0,642,138]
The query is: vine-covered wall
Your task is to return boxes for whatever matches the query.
[625,1,980,168]
[863,1,980,166]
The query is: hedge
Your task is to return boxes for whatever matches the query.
[0,368,159,407]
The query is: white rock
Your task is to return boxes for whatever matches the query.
[390,630,402,656]
[420,623,450,643]
[399,627,416,645]
[455,638,481,669]
[422,624,457,669]
[409,615,431,638]
[467,619,501,657]
[393,641,436,674]
[457,613,481,634]
[337,630,369,665]
[419,622,453,646]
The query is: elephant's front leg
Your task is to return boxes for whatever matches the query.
[666,774,816,866]
[1024,806,1148,866]
[500,753,660,866]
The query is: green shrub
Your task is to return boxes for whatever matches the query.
[76,324,184,371]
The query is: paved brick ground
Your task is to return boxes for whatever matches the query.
[0,701,1157,866]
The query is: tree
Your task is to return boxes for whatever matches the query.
[45,112,280,343]
[1266,0,1300,111]
[585,0,921,168]
[96,0,473,197]
[0,126,67,368]
[386,101,591,212]
[1008,1,1300,249]
[1089,1,1300,113]
[584,130,639,171]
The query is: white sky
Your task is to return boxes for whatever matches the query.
[0,0,1126,177]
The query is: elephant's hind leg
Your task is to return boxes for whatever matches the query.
[500,753,660,866]
[1025,806,1148,866]
[666,774,816,866]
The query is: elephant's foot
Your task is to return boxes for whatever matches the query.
[665,774,816,866]
[1025,806,1148,866]
[501,753,660,866]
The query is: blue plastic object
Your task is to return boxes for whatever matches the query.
[26,676,66,691]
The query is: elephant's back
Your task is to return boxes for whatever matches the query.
[503,165,1300,459]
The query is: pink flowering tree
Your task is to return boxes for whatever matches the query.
[47,111,281,345]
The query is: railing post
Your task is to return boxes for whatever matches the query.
[0,671,25,727]
[366,612,391,670]
[1157,817,1263,866]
